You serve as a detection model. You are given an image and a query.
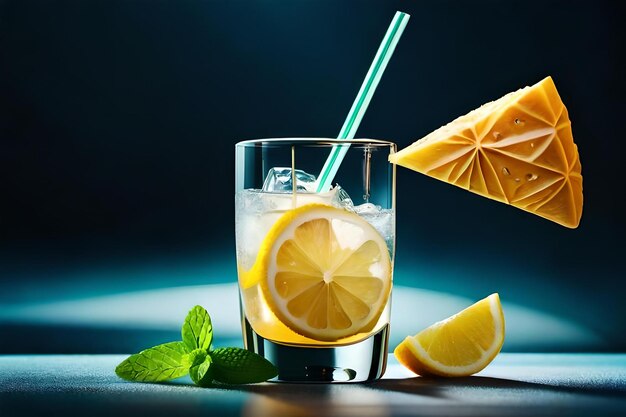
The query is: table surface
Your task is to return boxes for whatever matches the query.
[1,353,625,417]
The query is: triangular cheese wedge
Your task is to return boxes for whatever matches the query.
[389,76,583,228]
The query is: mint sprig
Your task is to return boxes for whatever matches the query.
[115,305,278,386]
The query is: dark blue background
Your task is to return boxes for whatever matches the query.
[1,0,624,352]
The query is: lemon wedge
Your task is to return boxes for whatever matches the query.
[253,204,392,341]
[394,293,505,377]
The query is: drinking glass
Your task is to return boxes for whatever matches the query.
[235,138,396,382]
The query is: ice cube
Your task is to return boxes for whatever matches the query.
[331,185,356,212]
[354,202,394,251]
[262,167,317,193]
[354,202,382,215]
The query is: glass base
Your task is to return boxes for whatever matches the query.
[242,318,389,383]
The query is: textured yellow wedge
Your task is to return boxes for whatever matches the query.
[394,293,505,377]
[389,77,583,228]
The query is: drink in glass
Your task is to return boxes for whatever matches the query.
[235,138,395,382]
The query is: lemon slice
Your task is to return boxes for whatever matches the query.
[394,293,505,377]
[255,203,392,341]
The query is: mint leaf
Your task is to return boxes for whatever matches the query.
[182,305,213,351]
[115,341,189,382]
[209,347,278,384]
[189,351,214,387]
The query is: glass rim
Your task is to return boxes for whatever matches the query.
[236,137,396,148]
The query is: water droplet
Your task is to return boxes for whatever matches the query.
[530,142,535,148]
[514,118,525,126]
[526,173,538,181]
[492,131,501,140]
[514,178,521,183]
[502,167,510,176]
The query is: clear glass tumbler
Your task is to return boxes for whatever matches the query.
[235,138,396,382]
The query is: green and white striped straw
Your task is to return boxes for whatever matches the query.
[316,11,410,193]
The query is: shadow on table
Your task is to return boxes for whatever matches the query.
[170,374,626,417]
[166,381,390,417]
[367,375,626,399]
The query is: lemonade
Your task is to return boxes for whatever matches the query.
[235,187,394,346]
[235,139,396,382]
